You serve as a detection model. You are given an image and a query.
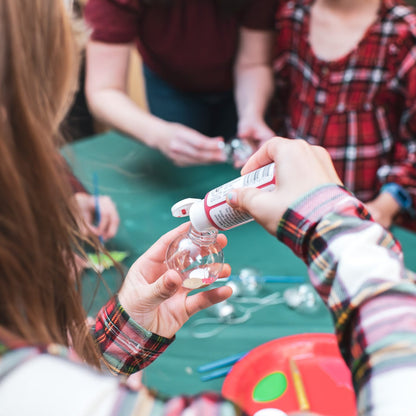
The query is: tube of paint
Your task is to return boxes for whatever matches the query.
[171,163,275,232]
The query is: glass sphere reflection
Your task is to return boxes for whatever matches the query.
[166,225,224,289]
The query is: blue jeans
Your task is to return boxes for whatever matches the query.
[143,65,237,139]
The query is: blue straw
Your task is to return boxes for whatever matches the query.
[197,351,248,373]
[92,172,104,245]
[200,365,234,382]
[262,275,305,283]
[226,275,305,284]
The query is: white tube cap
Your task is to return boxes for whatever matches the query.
[171,198,215,232]
[171,198,201,217]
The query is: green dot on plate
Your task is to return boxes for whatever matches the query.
[253,372,288,402]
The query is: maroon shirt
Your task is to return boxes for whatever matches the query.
[84,0,278,92]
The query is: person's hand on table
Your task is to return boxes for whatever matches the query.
[118,222,232,339]
[232,116,275,168]
[365,192,400,229]
[154,121,227,167]
[232,119,274,168]
[226,137,342,233]
[237,114,275,143]
[73,192,120,241]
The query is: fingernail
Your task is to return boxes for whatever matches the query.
[226,191,237,206]
[217,141,225,149]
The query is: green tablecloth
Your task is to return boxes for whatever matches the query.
[63,130,416,397]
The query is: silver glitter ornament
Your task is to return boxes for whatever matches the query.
[283,284,321,314]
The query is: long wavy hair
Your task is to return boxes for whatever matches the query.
[0,0,100,367]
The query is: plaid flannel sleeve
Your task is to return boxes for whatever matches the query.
[94,296,174,376]
[277,184,416,415]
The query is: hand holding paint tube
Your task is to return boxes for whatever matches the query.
[171,163,276,232]
[167,164,276,289]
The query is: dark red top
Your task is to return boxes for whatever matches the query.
[84,0,278,92]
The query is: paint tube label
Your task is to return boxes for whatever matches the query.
[204,163,276,230]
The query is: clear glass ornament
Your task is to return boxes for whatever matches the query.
[166,225,224,289]
[206,300,237,322]
[224,138,254,166]
[226,267,263,297]
[237,267,263,296]
[283,284,321,314]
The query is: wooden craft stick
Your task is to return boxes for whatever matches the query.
[289,358,310,411]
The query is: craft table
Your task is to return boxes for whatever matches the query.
[63,130,416,397]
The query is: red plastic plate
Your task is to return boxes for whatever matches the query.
[222,333,356,416]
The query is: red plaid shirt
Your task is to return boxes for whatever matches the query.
[269,0,416,229]
[94,296,173,375]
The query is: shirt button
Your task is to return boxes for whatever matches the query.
[321,66,329,76]
[315,108,323,115]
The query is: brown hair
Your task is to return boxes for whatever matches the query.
[0,0,100,367]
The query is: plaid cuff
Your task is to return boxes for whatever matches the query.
[277,185,368,263]
[94,296,174,376]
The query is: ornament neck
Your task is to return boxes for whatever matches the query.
[188,225,218,246]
